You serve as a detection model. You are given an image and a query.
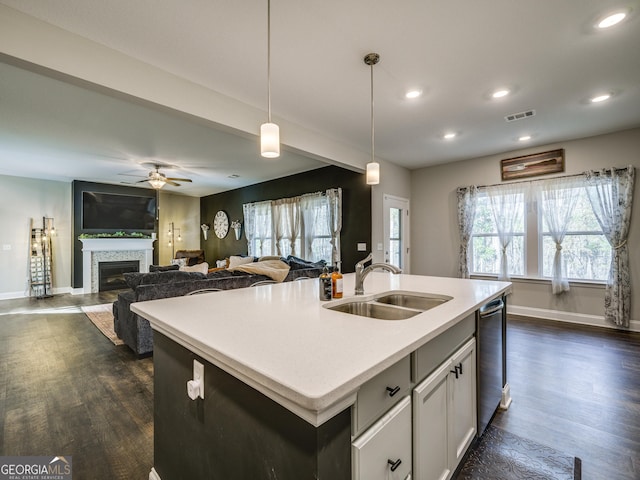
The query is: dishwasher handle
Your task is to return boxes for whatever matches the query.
[479,298,504,318]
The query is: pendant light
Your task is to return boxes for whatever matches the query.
[364,53,380,185]
[260,0,280,158]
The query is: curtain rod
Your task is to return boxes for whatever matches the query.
[458,165,633,192]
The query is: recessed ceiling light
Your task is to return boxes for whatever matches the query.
[518,135,532,142]
[591,93,611,103]
[443,132,457,140]
[492,89,510,99]
[405,89,422,99]
[597,11,627,28]
[228,174,240,178]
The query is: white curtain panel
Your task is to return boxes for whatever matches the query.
[326,188,343,268]
[585,166,635,327]
[486,183,525,281]
[244,189,342,265]
[242,203,257,257]
[456,186,478,279]
[535,176,583,294]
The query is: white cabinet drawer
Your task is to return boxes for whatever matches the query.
[352,395,412,480]
[353,355,411,434]
[412,313,475,383]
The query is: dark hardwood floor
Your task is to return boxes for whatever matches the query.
[1,293,639,479]
[493,315,640,480]
[0,291,153,480]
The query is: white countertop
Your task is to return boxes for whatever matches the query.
[131,272,511,426]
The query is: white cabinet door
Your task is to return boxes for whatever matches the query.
[413,338,477,480]
[352,396,412,480]
[413,361,451,480]
[448,339,477,468]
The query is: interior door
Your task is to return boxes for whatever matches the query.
[383,194,410,273]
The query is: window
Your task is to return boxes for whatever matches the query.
[469,178,609,282]
[244,189,341,265]
[470,192,525,276]
[540,187,610,281]
[389,207,402,268]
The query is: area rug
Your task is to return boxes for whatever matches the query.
[81,304,124,346]
[455,425,582,480]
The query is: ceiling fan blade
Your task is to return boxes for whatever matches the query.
[135,179,149,183]
[166,180,181,187]
[166,177,192,182]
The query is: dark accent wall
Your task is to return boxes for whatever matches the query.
[72,180,157,289]
[200,165,371,273]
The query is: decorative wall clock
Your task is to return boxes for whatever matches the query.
[213,210,230,239]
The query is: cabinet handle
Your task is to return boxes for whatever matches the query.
[386,386,400,397]
[450,368,459,379]
[387,458,402,472]
[457,362,463,375]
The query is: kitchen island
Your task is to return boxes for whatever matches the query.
[132,272,511,480]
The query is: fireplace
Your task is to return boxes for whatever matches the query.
[98,260,140,291]
[80,238,154,294]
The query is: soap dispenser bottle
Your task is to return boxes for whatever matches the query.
[331,266,343,299]
[319,266,332,301]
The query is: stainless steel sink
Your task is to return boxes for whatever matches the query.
[325,291,451,320]
[375,293,452,311]
[327,301,420,320]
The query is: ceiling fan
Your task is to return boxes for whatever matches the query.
[137,164,193,189]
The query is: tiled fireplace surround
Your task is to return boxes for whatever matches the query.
[80,238,154,294]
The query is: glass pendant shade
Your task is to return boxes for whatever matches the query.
[148,178,166,189]
[260,122,280,158]
[366,161,380,185]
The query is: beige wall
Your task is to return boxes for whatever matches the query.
[371,159,412,264]
[0,175,72,298]
[157,192,201,265]
[411,127,640,328]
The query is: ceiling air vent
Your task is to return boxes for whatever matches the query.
[505,109,536,122]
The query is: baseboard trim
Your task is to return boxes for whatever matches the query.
[0,286,72,300]
[509,305,640,332]
[149,467,161,480]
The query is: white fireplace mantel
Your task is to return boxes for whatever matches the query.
[80,238,154,294]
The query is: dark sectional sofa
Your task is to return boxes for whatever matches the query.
[113,259,324,356]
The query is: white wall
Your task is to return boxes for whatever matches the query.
[0,175,72,298]
[371,159,412,263]
[411,127,640,329]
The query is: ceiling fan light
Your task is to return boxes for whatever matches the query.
[366,162,380,185]
[260,122,280,158]
[148,178,166,189]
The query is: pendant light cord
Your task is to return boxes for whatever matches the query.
[267,0,272,123]
[370,61,375,163]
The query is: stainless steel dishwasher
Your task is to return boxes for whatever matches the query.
[476,297,505,436]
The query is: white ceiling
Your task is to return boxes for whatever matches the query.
[1,0,639,196]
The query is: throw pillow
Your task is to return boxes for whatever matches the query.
[228,255,255,268]
[180,262,209,274]
[149,264,180,272]
[171,258,187,267]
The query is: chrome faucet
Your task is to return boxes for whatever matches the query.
[354,253,402,295]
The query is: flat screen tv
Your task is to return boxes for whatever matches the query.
[82,192,156,230]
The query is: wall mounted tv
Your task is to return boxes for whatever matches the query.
[82,192,156,230]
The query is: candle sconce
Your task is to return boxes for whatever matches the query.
[231,220,242,241]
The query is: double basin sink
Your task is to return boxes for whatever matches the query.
[324,291,452,320]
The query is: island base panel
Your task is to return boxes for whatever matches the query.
[153,332,351,480]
